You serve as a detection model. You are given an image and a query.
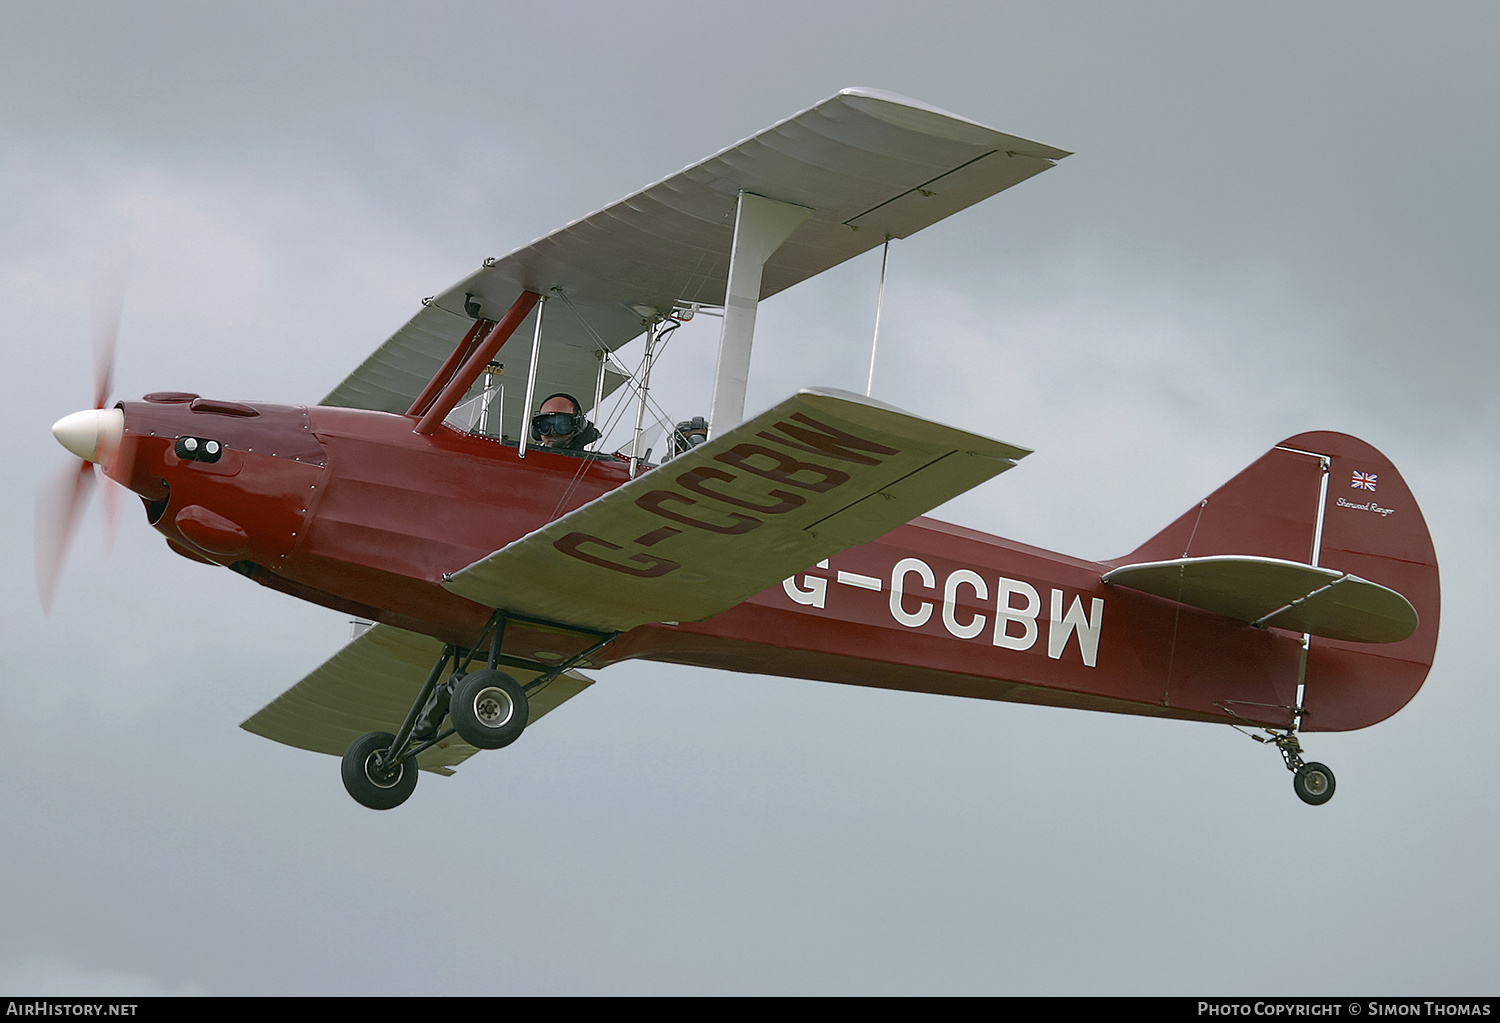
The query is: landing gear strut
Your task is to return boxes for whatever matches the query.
[337,610,619,810]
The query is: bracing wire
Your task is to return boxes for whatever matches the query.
[554,288,682,443]
[544,312,685,520]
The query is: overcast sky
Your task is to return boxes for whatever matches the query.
[2,1,1496,996]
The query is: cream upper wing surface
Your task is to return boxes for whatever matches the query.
[321,89,1068,442]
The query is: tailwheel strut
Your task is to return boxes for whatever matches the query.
[1253,728,1336,806]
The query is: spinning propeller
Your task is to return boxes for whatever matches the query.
[36,271,129,612]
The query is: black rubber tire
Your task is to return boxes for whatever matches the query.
[1293,762,1336,806]
[449,670,529,750]
[341,731,418,810]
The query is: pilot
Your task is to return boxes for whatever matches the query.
[530,393,600,451]
[669,416,709,458]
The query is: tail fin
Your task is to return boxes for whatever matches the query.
[1114,432,1440,732]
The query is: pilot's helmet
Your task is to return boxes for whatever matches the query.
[530,393,597,445]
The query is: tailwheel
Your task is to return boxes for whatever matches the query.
[1293,762,1336,806]
[449,670,529,750]
[1252,728,1336,806]
[342,731,419,810]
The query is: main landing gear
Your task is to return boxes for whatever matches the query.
[449,670,528,750]
[339,612,618,810]
[339,669,530,810]
[342,731,420,811]
[1254,728,1337,806]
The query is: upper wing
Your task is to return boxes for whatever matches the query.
[442,388,1031,632]
[1102,555,1419,644]
[322,88,1069,440]
[240,623,595,771]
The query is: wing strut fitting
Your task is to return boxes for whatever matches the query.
[414,290,540,436]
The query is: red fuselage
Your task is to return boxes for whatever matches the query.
[109,394,1438,734]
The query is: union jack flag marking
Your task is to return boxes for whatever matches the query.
[1351,471,1378,491]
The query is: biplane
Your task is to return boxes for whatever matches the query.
[43,89,1439,809]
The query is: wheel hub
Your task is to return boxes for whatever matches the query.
[473,686,514,728]
[364,751,403,789]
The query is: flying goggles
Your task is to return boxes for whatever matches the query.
[531,411,582,437]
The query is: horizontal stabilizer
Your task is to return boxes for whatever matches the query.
[443,388,1030,631]
[1101,555,1418,644]
[240,624,595,770]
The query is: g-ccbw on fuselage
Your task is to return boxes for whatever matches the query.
[45,90,1439,810]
